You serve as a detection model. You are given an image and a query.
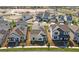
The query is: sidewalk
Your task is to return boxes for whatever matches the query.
[1,46,79,49]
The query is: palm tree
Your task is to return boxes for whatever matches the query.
[47,43,50,50]
[21,35,25,48]
[10,20,16,29]
[27,25,32,31]
[77,19,79,25]
[26,25,32,46]
[0,44,1,48]
[72,20,77,25]
[6,40,9,48]
[67,39,70,48]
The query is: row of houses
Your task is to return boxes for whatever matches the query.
[35,11,73,23]
[0,16,11,46]
[0,11,78,47]
[1,9,73,24]
[3,22,79,47]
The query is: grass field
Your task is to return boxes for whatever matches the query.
[0,48,79,52]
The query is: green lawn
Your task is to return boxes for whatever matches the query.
[0,48,79,52]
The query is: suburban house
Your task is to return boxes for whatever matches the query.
[0,34,3,45]
[75,12,79,17]
[0,17,11,45]
[22,14,33,21]
[36,11,50,22]
[74,28,79,43]
[65,14,73,24]
[57,15,65,23]
[0,30,7,45]
[42,11,50,22]
[0,16,4,20]
[49,14,57,23]
[0,16,10,31]
[36,12,43,21]
[8,23,27,47]
[30,21,47,46]
[8,28,21,47]
[68,24,79,43]
[16,21,27,27]
[50,24,70,46]
[8,32,20,47]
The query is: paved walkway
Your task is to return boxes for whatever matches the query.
[1,46,79,50]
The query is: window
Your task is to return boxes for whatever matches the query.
[54,32,58,35]
[5,24,8,26]
[60,38,62,40]
[63,38,67,40]
[54,36,57,39]
[59,15,64,20]
[39,38,42,40]
[16,38,19,41]
[38,38,43,41]
[77,33,79,37]
[17,24,19,25]
[64,32,68,35]
[67,15,72,21]
[10,38,15,41]
[24,16,26,18]
[33,37,35,40]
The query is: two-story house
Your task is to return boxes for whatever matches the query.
[30,22,47,46]
[50,24,70,47]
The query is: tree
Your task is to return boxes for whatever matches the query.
[47,43,50,50]
[10,20,16,29]
[67,38,70,48]
[67,41,69,48]
[0,44,1,48]
[27,25,32,31]
[21,35,25,48]
[77,19,79,25]
[72,20,77,25]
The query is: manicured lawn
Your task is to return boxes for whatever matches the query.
[0,48,79,52]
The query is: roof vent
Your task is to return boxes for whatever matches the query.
[51,22,55,25]
[60,23,64,25]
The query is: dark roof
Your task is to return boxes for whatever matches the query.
[31,26,46,35]
[68,25,79,32]
[16,21,27,26]
[50,24,57,30]
[31,30,41,34]
[15,28,23,36]
[50,24,69,32]
[59,24,69,32]
[22,14,33,21]
[0,30,6,34]
[76,28,79,33]
[43,12,50,19]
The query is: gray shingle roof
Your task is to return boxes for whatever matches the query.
[68,25,79,32]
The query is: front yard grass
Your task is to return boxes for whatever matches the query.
[0,48,79,52]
